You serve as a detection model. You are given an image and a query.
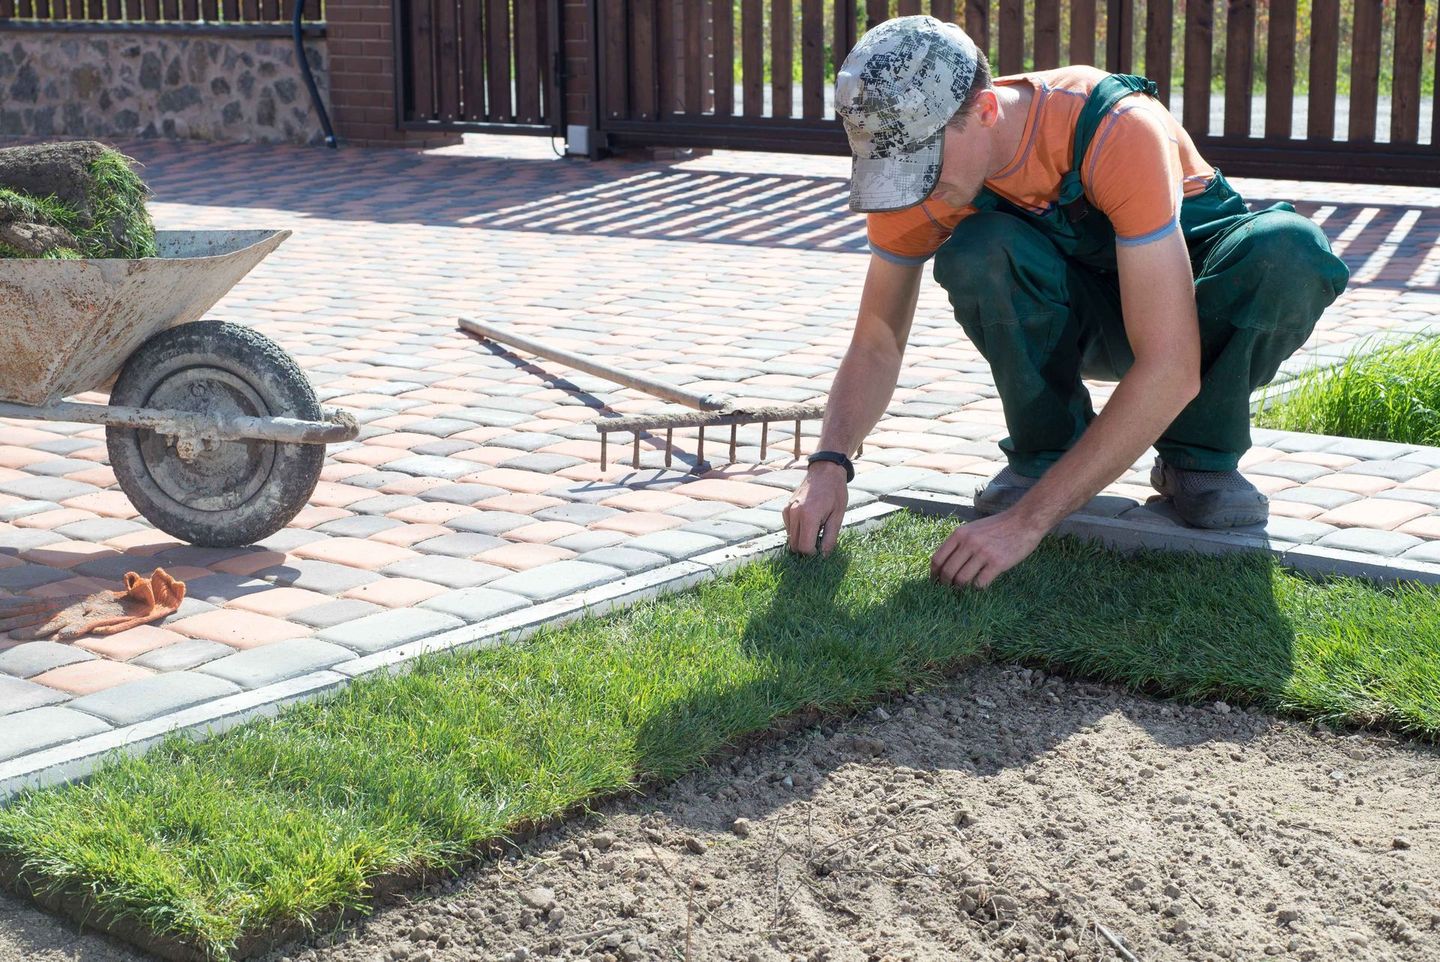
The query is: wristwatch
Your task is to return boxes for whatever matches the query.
[807,450,855,483]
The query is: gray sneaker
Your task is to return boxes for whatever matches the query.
[1149,457,1269,528]
[974,465,1040,517]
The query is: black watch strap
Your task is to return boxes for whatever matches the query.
[807,450,855,483]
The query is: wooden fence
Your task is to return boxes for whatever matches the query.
[591,0,1440,186]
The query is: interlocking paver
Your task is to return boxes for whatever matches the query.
[380,556,508,588]
[197,640,355,690]
[170,610,314,650]
[419,587,532,622]
[67,673,242,727]
[0,706,111,763]
[30,660,154,697]
[0,641,97,679]
[622,530,726,560]
[486,561,627,602]
[574,546,671,574]
[263,559,383,595]
[129,639,235,672]
[0,675,68,714]
[1317,500,1431,531]
[316,609,466,655]
[1315,529,1426,557]
[76,625,189,662]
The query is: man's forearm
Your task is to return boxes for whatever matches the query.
[817,334,905,457]
[1011,361,1199,532]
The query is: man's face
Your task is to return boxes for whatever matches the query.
[928,122,989,209]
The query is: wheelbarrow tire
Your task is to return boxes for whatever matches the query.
[107,320,324,548]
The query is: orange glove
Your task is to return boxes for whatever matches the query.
[0,569,186,641]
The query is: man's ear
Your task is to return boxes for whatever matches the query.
[974,89,1001,128]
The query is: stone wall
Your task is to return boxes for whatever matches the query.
[0,27,332,146]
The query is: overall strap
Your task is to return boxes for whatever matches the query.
[1057,73,1160,223]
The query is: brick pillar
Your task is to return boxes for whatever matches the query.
[327,0,462,149]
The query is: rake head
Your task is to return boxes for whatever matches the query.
[594,402,861,473]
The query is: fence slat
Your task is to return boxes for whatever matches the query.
[515,0,541,122]
[966,0,989,54]
[1390,0,1424,144]
[713,0,734,116]
[163,0,179,20]
[409,0,436,121]
[628,0,654,119]
[998,0,1023,73]
[1105,0,1133,72]
[1145,0,1173,104]
[866,0,887,30]
[485,0,511,120]
[1182,0,1213,137]
[1264,0,1295,138]
[604,0,628,119]
[899,0,921,15]
[0,0,13,17]
[201,0,217,22]
[1348,0,1381,142]
[683,0,703,114]
[1070,0,1095,65]
[1433,1,1440,150]
[657,0,679,114]
[1222,0,1254,137]
[742,0,763,116]
[772,0,794,119]
[240,0,257,22]
[435,0,461,123]
[1307,0,1338,139]
[836,0,858,73]
[802,0,825,118]
[222,0,237,21]
[460,0,485,121]
[931,0,956,23]
[1034,0,1060,69]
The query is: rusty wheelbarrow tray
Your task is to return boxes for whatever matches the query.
[0,230,358,546]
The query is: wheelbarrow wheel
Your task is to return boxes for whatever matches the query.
[106,320,325,548]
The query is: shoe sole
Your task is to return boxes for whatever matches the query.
[1150,468,1268,529]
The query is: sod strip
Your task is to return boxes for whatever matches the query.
[2,512,1439,959]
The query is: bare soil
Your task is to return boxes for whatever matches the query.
[3,664,1438,962]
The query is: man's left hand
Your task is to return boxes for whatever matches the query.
[930,511,1046,589]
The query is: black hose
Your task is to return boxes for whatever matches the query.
[294,0,338,148]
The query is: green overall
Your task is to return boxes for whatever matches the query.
[931,74,1349,474]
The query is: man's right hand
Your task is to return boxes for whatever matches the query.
[784,463,850,556]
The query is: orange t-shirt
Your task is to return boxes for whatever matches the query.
[866,65,1215,266]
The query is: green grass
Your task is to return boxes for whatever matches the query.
[1255,336,1440,446]
[2,512,1439,958]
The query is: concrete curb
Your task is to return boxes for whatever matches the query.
[0,502,904,802]
[881,490,1440,586]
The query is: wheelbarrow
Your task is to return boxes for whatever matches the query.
[0,229,358,547]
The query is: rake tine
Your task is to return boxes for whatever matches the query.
[760,421,769,460]
[601,433,607,471]
[793,419,801,461]
[697,425,705,467]
[729,423,737,464]
[665,428,673,468]
[857,441,864,457]
[632,431,641,469]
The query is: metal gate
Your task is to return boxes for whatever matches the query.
[395,0,565,135]
[593,0,1440,188]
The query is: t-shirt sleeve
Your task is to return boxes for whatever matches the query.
[1083,103,1185,246]
[866,200,976,266]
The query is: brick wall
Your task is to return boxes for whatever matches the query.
[327,0,461,149]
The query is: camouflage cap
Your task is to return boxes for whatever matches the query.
[835,16,980,212]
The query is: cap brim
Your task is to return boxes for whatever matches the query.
[847,127,945,213]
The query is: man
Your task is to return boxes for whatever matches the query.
[783,15,1348,589]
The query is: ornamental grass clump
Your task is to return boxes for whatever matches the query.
[0,141,157,260]
[1256,336,1440,447]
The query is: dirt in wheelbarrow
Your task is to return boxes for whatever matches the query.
[3,664,1439,962]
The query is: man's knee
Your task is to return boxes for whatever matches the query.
[1199,211,1348,337]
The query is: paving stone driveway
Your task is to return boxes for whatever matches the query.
[1,136,1438,770]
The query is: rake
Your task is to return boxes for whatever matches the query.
[459,317,855,472]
